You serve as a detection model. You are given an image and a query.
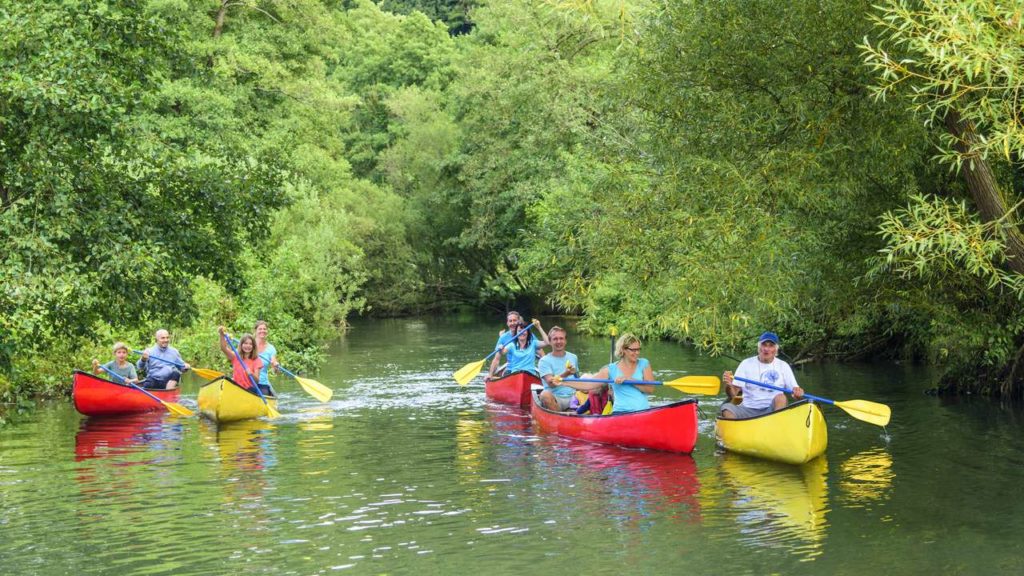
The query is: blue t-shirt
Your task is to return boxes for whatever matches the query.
[609,358,651,413]
[494,330,518,352]
[257,343,277,387]
[504,339,541,376]
[538,352,579,398]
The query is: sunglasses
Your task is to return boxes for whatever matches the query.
[625,347,641,352]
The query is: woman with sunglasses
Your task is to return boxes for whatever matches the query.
[563,333,654,414]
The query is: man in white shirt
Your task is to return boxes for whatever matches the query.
[720,331,804,419]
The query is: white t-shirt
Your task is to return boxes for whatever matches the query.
[734,356,799,409]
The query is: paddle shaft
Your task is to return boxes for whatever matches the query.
[100,368,176,405]
[492,324,535,357]
[483,325,537,372]
[229,336,278,389]
[732,375,823,403]
[133,349,189,371]
[223,333,273,407]
[563,377,667,387]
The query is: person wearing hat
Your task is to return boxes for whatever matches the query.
[719,331,803,419]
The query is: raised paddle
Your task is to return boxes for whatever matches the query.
[453,323,534,386]
[278,366,333,403]
[98,366,194,417]
[557,375,721,396]
[732,375,891,426]
[133,350,224,380]
[223,332,281,418]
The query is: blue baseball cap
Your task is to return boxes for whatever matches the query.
[758,331,779,345]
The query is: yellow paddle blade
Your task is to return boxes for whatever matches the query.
[190,367,224,380]
[454,359,485,386]
[163,401,195,418]
[264,402,281,419]
[834,399,891,427]
[296,375,333,403]
[663,375,721,395]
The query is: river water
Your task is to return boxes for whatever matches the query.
[1,317,1022,574]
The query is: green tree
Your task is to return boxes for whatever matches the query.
[379,0,479,35]
[521,0,937,358]
[863,0,1024,395]
[0,1,285,371]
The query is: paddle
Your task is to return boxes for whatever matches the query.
[98,366,194,417]
[732,375,891,427]
[557,375,721,396]
[227,337,333,403]
[223,332,281,418]
[133,350,224,380]
[278,366,333,403]
[453,323,533,386]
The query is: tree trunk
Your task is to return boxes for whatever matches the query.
[213,0,228,38]
[944,109,1024,275]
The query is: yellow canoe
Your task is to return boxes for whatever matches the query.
[716,400,827,465]
[198,377,278,423]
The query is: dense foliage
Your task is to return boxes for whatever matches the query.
[4,0,1024,404]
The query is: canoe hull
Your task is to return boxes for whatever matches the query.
[72,370,180,416]
[485,371,539,408]
[531,395,699,453]
[198,377,278,423]
[716,400,828,464]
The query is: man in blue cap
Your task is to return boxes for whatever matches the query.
[719,331,803,419]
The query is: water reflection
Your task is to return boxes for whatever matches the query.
[296,409,336,477]
[455,406,534,500]
[715,454,829,556]
[455,412,485,482]
[200,419,278,474]
[74,412,183,464]
[484,405,535,474]
[556,442,702,526]
[839,448,894,505]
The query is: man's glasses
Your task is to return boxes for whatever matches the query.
[625,347,641,352]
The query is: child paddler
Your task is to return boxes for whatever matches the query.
[92,342,140,385]
[218,326,263,391]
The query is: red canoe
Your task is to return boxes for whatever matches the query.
[72,370,180,416]
[530,394,699,453]
[485,371,539,408]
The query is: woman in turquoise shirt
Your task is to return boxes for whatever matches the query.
[488,318,550,379]
[563,333,655,413]
[253,320,280,391]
